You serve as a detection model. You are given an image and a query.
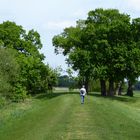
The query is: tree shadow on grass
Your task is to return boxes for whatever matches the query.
[34,91,139,103]
[88,92,138,103]
[34,92,79,100]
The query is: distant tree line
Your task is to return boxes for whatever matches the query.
[57,75,78,89]
[0,21,58,102]
[53,8,140,97]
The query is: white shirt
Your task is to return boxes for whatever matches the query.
[80,87,86,96]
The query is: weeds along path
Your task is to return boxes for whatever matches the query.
[0,94,74,140]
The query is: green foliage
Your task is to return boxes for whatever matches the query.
[11,83,27,102]
[53,8,140,96]
[0,21,58,101]
[89,79,101,92]
[0,96,7,108]
[57,75,78,88]
[0,47,20,95]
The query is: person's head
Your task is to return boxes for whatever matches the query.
[82,85,85,88]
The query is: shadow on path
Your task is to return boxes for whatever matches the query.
[88,92,138,103]
[34,91,139,103]
[35,92,79,100]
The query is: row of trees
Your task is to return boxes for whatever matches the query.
[53,8,140,97]
[57,75,78,90]
[0,21,58,102]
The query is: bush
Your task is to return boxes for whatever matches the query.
[89,80,101,92]
[11,84,27,102]
[0,96,7,108]
[0,47,20,95]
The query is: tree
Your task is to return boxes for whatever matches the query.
[122,18,140,97]
[0,21,57,101]
[53,21,93,92]
[53,8,140,97]
[85,9,132,96]
[0,47,20,96]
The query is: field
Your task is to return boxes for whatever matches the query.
[0,91,140,140]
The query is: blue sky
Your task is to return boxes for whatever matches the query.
[0,0,140,72]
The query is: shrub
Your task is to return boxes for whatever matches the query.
[0,96,7,108]
[11,84,27,102]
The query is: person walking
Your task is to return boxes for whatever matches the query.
[80,85,86,104]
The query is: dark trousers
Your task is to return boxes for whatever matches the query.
[80,95,85,104]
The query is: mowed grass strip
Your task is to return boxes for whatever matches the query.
[0,92,140,140]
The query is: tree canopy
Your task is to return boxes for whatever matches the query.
[53,8,140,96]
[0,21,58,101]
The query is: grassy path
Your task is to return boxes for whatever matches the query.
[0,93,140,140]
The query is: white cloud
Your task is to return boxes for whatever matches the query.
[43,20,76,31]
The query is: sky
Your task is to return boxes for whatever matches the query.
[0,0,140,73]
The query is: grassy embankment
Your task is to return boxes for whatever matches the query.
[0,90,140,140]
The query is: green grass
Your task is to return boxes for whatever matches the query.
[0,92,140,140]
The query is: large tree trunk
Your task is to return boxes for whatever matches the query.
[108,79,114,96]
[126,80,133,97]
[118,81,123,95]
[114,82,118,95]
[85,76,89,94]
[100,79,106,96]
